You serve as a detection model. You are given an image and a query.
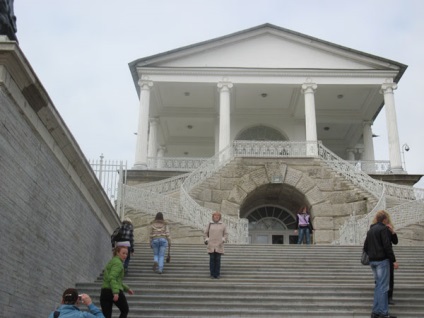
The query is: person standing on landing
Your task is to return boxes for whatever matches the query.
[149,212,171,274]
[204,211,228,279]
[294,206,314,245]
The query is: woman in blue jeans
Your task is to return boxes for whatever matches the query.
[149,212,171,274]
[294,206,314,244]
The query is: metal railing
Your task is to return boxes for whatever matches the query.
[89,155,127,219]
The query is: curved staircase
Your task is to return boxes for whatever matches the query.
[122,141,424,245]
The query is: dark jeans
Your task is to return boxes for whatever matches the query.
[297,226,311,244]
[100,288,129,318]
[389,260,394,299]
[124,247,131,270]
[209,252,222,278]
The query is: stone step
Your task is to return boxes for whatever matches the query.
[76,244,424,317]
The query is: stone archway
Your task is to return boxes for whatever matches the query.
[240,183,309,244]
[195,159,336,243]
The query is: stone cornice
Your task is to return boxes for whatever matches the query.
[137,67,399,83]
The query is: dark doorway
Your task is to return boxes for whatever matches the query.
[289,235,298,244]
[272,235,284,244]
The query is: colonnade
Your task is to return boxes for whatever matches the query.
[133,80,403,173]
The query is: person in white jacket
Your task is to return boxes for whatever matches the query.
[204,211,228,279]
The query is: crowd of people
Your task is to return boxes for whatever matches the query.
[49,209,399,318]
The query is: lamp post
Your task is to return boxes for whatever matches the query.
[401,143,410,172]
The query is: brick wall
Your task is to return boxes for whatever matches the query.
[0,44,119,317]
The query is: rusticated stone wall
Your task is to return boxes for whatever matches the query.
[191,158,376,244]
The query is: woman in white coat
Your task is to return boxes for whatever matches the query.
[204,211,228,279]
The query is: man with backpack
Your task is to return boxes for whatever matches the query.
[111,217,134,275]
[48,288,104,318]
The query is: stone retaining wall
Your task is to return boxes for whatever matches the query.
[0,42,119,318]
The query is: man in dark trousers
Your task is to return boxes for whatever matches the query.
[364,210,399,318]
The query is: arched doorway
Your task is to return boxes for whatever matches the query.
[240,183,309,244]
[247,205,297,244]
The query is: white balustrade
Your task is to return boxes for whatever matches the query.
[347,160,391,174]
[180,145,249,244]
[147,157,208,171]
[135,173,190,194]
[110,141,424,245]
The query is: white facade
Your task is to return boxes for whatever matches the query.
[129,24,406,172]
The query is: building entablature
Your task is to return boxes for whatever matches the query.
[137,67,400,86]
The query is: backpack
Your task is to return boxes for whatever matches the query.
[111,225,123,242]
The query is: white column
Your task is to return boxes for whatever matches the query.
[362,121,375,161]
[301,83,318,156]
[214,115,220,155]
[157,146,166,169]
[357,148,364,160]
[134,80,153,169]
[148,117,159,158]
[380,82,403,172]
[217,82,233,154]
[157,146,165,158]
[346,148,356,161]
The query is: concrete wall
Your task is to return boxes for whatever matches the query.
[0,40,120,317]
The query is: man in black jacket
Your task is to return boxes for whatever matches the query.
[364,210,399,318]
[111,217,134,275]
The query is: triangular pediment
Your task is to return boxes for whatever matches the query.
[132,24,404,72]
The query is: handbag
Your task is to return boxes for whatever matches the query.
[166,244,171,263]
[361,249,369,265]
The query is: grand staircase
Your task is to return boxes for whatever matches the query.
[77,244,424,317]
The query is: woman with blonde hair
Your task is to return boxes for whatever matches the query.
[100,245,134,318]
[204,211,228,279]
[371,211,398,305]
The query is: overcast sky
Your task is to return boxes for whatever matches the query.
[15,0,424,187]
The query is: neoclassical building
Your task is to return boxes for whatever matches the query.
[124,24,423,245]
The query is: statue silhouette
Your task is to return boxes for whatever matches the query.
[0,0,17,42]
